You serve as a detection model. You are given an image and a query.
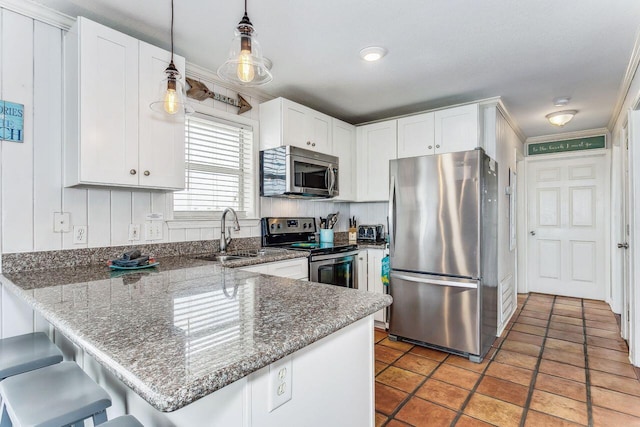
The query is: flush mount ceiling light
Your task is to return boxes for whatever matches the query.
[150,0,192,115]
[217,0,273,86]
[546,110,578,127]
[359,46,387,62]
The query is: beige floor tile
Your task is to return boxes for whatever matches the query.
[591,386,640,417]
[464,393,523,427]
[376,366,425,393]
[395,397,457,427]
[535,372,587,402]
[431,364,481,389]
[529,390,588,425]
[393,353,440,376]
[415,378,470,410]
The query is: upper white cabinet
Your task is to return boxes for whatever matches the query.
[260,97,332,153]
[331,118,356,201]
[356,120,397,201]
[396,104,479,158]
[397,112,435,158]
[64,17,185,190]
[434,103,479,154]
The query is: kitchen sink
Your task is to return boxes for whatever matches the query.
[194,248,289,262]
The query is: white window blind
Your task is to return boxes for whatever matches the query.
[174,114,255,218]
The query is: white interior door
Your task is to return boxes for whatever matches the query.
[527,154,608,300]
[622,126,631,339]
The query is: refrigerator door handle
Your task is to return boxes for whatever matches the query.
[390,272,478,289]
[389,175,396,255]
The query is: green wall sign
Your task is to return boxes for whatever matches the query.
[528,135,605,156]
[0,100,24,143]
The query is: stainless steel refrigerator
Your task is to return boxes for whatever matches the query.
[388,148,498,362]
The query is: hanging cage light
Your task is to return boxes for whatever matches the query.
[217,0,273,86]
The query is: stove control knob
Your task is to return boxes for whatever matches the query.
[308,222,313,228]
[277,224,281,229]
[303,223,307,229]
[270,224,276,229]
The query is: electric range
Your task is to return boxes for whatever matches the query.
[261,217,359,288]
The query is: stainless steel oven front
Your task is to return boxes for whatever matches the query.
[309,250,358,289]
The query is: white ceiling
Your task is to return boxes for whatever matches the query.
[31,0,640,138]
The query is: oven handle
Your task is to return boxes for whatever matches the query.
[309,250,359,262]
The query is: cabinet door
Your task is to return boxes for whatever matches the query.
[367,249,386,323]
[434,104,479,155]
[268,258,309,280]
[79,17,139,186]
[397,112,435,158]
[309,112,332,153]
[282,100,308,149]
[332,119,356,201]
[356,250,368,291]
[356,120,397,201]
[138,41,186,190]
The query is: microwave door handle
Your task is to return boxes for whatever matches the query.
[328,165,336,196]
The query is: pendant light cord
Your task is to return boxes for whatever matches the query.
[170,0,175,62]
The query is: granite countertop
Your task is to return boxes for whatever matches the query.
[0,254,392,412]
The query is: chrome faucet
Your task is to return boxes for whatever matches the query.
[220,207,241,253]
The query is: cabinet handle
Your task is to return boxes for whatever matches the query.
[428,145,433,149]
[312,142,316,147]
[130,169,137,175]
[144,170,150,176]
[306,141,311,145]
[436,144,440,148]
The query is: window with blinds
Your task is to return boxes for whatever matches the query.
[174,114,255,218]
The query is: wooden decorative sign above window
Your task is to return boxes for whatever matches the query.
[185,77,252,114]
[0,100,24,142]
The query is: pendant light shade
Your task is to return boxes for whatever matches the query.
[150,0,192,115]
[217,1,272,86]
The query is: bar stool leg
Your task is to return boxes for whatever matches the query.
[93,409,108,425]
[0,403,11,427]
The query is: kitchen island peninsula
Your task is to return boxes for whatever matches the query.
[0,256,391,426]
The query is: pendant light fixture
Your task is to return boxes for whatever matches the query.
[217,0,273,86]
[150,0,191,115]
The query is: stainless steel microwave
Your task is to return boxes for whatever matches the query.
[260,146,339,198]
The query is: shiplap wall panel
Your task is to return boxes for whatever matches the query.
[62,187,87,248]
[2,11,35,253]
[33,21,63,251]
[110,191,132,245]
[88,189,111,247]
[1,287,33,337]
[132,192,151,236]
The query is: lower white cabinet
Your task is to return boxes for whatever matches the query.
[238,258,309,280]
[357,248,388,324]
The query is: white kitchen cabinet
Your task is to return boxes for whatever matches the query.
[64,17,185,190]
[356,250,368,292]
[239,258,308,280]
[366,248,387,324]
[434,103,479,155]
[396,104,479,158]
[397,112,435,158]
[260,97,332,153]
[356,120,397,201]
[331,118,357,201]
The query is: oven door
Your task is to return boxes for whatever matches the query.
[288,153,338,198]
[309,251,357,288]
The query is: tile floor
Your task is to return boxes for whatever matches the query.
[374,293,640,426]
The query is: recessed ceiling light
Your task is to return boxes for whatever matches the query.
[360,46,387,62]
[546,110,577,127]
[553,97,571,107]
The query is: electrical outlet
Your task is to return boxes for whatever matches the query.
[128,224,141,241]
[73,225,87,244]
[267,355,292,412]
[53,212,70,233]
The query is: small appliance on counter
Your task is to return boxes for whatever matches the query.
[357,224,385,242]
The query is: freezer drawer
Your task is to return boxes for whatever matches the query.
[388,271,480,356]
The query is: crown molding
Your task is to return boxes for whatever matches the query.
[608,26,640,131]
[525,127,609,144]
[0,0,74,29]
[186,62,274,104]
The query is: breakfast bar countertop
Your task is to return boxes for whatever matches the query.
[0,256,392,412]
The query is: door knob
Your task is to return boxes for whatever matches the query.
[618,242,629,249]
[530,231,536,236]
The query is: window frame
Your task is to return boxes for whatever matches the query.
[170,104,260,223]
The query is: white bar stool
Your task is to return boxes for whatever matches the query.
[0,332,63,380]
[0,361,111,426]
[100,415,144,427]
